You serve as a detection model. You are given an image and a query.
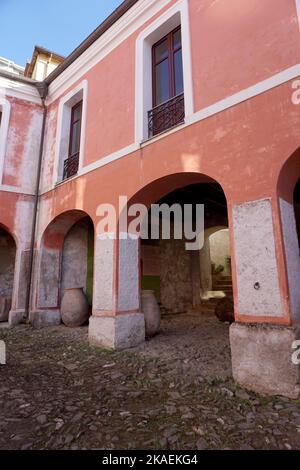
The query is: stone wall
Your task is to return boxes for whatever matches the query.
[160,238,193,313]
[61,222,88,301]
[0,228,16,298]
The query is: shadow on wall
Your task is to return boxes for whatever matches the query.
[0,226,16,322]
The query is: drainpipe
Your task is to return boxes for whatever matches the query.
[24,82,48,322]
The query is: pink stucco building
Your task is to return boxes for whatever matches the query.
[0,0,300,398]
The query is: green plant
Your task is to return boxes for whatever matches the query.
[212,263,225,275]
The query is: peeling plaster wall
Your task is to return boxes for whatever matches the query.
[36,213,93,311]
[232,199,283,317]
[61,222,88,300]
[14,249,30,310]
[38,249,60,309]
[36,198,53,246]
[14,199,34,249]
[3,97,43,192]
[280,198,300,325]
[40,107,58,192]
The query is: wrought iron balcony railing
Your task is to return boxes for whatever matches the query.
[63,152,79,181]
[148,93,185,138]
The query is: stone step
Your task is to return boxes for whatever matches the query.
[202,299,221,305]
[212,290,233,295]
[214,281,232,286]
[213,282,232,290]
[213,285,232,291]
[220,276,232,282]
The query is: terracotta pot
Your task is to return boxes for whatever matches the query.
[141,290,161,338]
[61,288,89,327]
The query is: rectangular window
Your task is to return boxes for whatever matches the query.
[152,26,183,107]
[149,26,184,137]
[63,100,82,180]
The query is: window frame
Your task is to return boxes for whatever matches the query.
[152,25,183,108]
[135,0,194,143]
[54,80,88,185]
[68,100,83,160]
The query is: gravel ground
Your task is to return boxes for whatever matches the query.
[133,312,232,380]
[0,314,300,450]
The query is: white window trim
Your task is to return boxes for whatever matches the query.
[296,0,300,30]
[135,0,194,143]
[0,96,11,185]
[53,80,88,184]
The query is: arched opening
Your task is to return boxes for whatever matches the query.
[126,173,233,378]
[0,225,16,323]
[277,148,300,326]
[199,226,232,308]
[293,178,300,252]
[35,210,94,327]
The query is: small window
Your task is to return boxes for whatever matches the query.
[149,26,184,137]
[63,100,82,180]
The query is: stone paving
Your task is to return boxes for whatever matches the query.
[0,313,300,450]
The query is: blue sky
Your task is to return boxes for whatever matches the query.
[0,0,124,66]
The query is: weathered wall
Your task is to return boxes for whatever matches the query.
[189,0,300,110]
[61,221,88,300]
[0,194,33,319]
[43,0,300,169]
[232,199,283,317]
[160,237,193,313]
[230,323,300,398]
[40,104,58,192]
[141,244,161,276]
[0,0,299,331]
[3,97,43,192]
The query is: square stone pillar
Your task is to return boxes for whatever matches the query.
[232,198,285,319]
[229,198,299,398]
[89,234,145,350]
[9,249,30,326]
[230,323,300,398]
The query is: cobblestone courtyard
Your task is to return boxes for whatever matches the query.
[0,314,300,450]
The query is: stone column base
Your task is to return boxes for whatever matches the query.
[230,323,300,399]
[29,310,61,329]
[89,313,145,350]
[8,310,26,327]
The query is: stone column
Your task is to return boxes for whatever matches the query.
[8,248,30,326]
[88,233,145,350]
[229,198,300,398]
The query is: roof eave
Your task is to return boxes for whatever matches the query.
[45,0,139,86]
